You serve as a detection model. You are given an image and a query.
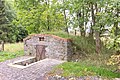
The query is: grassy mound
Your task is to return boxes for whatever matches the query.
[42,31,71,38]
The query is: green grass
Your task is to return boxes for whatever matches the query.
[0,42,24,62]
[0,50,24,62]
[53,62,120,78]
[42,31,71,38]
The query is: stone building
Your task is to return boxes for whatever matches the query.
[23,34,73,61]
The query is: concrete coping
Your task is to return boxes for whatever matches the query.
[8,57,66,69]
[7,57,36,69]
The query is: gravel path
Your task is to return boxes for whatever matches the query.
[0,56,64,80]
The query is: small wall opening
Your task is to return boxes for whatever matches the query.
[39,37,44,41]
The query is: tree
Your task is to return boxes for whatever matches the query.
[14,0,65,34]
[0,0,10,42]
[105,0,120,53]
[0,0,28,43]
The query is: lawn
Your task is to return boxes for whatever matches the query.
[0,42,24,62]
[52,58,120,78]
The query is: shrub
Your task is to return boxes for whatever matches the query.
[107,54,120,71]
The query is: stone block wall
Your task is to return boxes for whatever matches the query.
[23,34,73,61]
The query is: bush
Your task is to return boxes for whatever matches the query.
[107,54,120,71]
[106,36,120,52]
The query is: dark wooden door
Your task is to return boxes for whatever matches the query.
[36,45,46,61]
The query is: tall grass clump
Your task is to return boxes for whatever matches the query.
[0,42,24,62]
[4,42,24,52]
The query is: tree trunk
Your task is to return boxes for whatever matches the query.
[95,3,101,54]
[47,15,50,31]
[90,3,101,54]
[1,41,4,51]
[0,0,3,7]
[114,3,119,53]
[114,22,118,36]
[114,3,119,37]
[77,10,82,36]
[77,9,85,36]
[45,0,50,31]
[63,0,68,33]
[82,5,85,37]
[95,31,101,53]
[2,41,4,51]
[90,2,95,36]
